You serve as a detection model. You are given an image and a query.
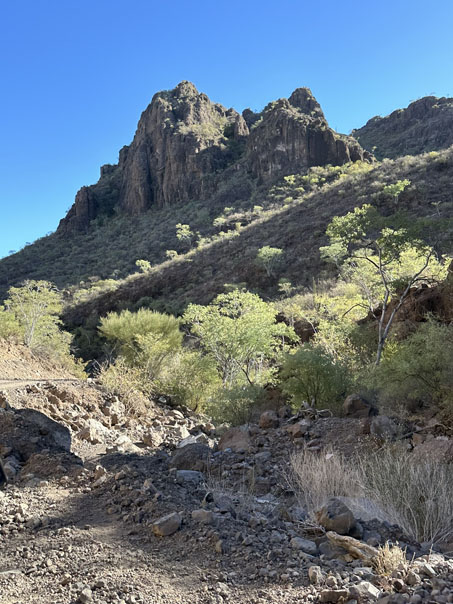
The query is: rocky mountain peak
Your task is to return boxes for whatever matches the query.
[245,89,368,182]
[288,86,325,118]
[58,82,368,233]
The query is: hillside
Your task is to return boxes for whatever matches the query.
[0,82,368,299]
[352,96,453,159]
[62,147,453,330]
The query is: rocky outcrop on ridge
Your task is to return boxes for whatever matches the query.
[352,96,453,159]
[58,82,369,233]
[246,88,368,183]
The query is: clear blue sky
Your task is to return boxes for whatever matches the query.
[1,0,452,258]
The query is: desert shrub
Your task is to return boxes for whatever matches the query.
[359,447,453,543]
[280,344,350,410]
[207,384,264,425]
[157,350,221,412]
[373,542,408,576]
[98,357,151,415]
[291,445,453,543]
[99,308,182,365]
[290,447,361,516]
[371,319,453,415]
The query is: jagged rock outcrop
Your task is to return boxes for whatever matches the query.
[245,88,369,182]
[59,81,248,232]
[58,82,368,233]
[352,95,453,159]
[119,81,247,214]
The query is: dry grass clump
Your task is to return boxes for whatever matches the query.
[373,542,408,576]
[98,358,150,416]
[291,445,453,545]
[290,447,362,516]
[359,448,453,544]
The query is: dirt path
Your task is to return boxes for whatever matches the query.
[0,474,312,604]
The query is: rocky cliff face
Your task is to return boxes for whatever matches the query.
[245,88,367,182]
[352,96,453,159]
[59,82,368,233]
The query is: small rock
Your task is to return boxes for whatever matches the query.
[349,581,380,601]
[78,587,93,603]
[308,565,324,585]
[191,509,214,524]
[290,537,318,555]
[319,589,349,603]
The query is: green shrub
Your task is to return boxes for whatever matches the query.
[158,350,221,412]
[371,319,453,415]
[207,384,264,425]
[280,344,350,410]
[99,308,182,366]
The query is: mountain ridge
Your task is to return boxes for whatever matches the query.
[58,81,368,234]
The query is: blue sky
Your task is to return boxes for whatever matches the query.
[1,0,452,258]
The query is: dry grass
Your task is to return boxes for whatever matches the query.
[291,445,453,544]
[98,358,150,416]
[290,447,362,517]
[359,447,453,544]
[373,542,408,576]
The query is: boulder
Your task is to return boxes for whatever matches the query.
[175,470,204,485]
[343,394,376,418]
[218,426,252,453]
[152,512,181,537]
[289,537,318,555]
[308,565,324,585]
[316,498,355,535]
[348,581,380,601]
[286,419,311,438]
[259,410,279,429]
[370,415,399,440]
[170,443,211,472]
[77,419,110,445]
[191,509,214,524]
[143,430,164,448]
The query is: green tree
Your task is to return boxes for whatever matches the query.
[256,246,284,277]
[135,259,152,273]
[321,205,450,364]
[383,179,410,204]
[184,291,296,385]
[176,223,195,248]
[5,280,63,349]
[0,305,22,340]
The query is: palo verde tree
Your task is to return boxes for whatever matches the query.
[321,204,450,365]
[184,290,297,386]
[4,280,63,349]
[256,246,284,278]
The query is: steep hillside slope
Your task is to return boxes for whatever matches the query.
[0,82,368,298]
[63,148,453,329]
[352,96,453,159]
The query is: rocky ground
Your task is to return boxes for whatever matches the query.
[0,374,453,603]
